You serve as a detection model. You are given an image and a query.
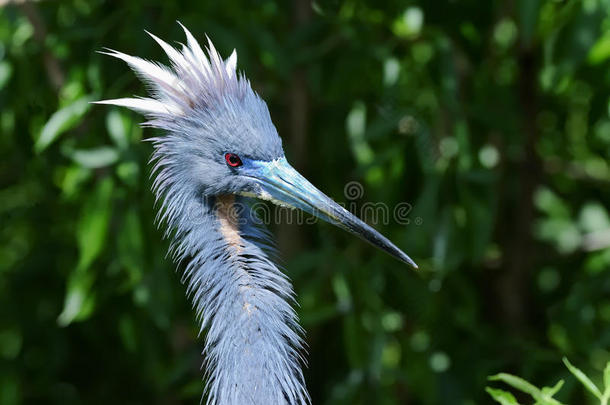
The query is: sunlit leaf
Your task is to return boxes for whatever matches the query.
[541,379,564,398]
[563,357,602,400]
[57,269,96,326]
[589,34,610,64]
[485,387,521,405]
[489,373,542,397]
[392,7,424,39]
[69,146,119,169]
[35,96,93,153]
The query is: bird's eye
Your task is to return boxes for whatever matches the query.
[224,153,243,168]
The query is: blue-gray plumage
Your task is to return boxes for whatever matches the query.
[96,23,416,405]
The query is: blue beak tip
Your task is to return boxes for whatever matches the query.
[404,255,418,269]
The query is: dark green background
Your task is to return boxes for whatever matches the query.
[1,0,609,404]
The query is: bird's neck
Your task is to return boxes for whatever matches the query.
[168,190,308,404]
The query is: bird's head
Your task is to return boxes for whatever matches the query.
[96,24,417,268]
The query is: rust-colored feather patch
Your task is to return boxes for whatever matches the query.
[215,195,243,254]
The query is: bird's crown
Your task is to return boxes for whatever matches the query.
[95,23,283,162]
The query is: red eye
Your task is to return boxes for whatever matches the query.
[224,153,242,168]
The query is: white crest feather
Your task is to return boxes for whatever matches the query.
[97,23,244,118]
[225,50,237,78]
[92,97,181,115]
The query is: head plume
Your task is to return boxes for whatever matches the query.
[95,22,247,120]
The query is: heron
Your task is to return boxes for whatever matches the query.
[96,24,417,405]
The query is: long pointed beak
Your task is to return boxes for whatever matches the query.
[244,157,417,268]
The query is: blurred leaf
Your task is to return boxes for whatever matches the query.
[604,361,610,400]
[589,34,610,64]
[346,101,374,166]
[344,313,365,368]
[116,161,140,187]
[106,110,130,149]
[75,177,114,272]
[69,146,119,169]
[563,357,602,400]
[0,60,12,90]
[35,96,93,153]
[381,340,401,369]
[12,17,33,47]
[392,7,424,39]
[58,177,113,326]
[57,269,96,326]
[534,187,570,218]
[0,373,19,405]
[383,57,400,87]
[494,19,518,48]
[536,217,581,254]
[0,328,21,360]
[118,315,137,352]
[488,374,542,398]
[579,202,610,233]
[59,165,92,198]
[118,208,144,285]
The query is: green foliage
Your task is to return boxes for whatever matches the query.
[1,0,610,404]
[487,358,610,405]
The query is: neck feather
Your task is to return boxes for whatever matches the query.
[164,189,308,405]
